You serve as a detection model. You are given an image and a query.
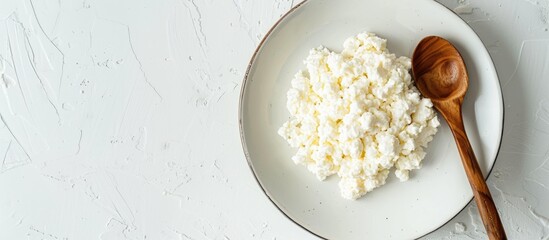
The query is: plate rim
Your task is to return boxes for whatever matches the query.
[238,0,505,239]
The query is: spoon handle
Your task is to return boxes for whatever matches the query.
[444,103,507,240]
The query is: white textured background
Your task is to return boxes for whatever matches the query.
[0,0,547,239]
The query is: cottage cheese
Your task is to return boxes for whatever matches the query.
[278,32,440,200]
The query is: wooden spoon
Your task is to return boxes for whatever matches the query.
[412,36,507,240]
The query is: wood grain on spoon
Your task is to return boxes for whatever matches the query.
[412,36,507,240]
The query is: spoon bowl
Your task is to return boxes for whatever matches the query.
[412,36,507,240]
[412,36,469,101]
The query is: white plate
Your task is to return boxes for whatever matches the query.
[239,0,503,239]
